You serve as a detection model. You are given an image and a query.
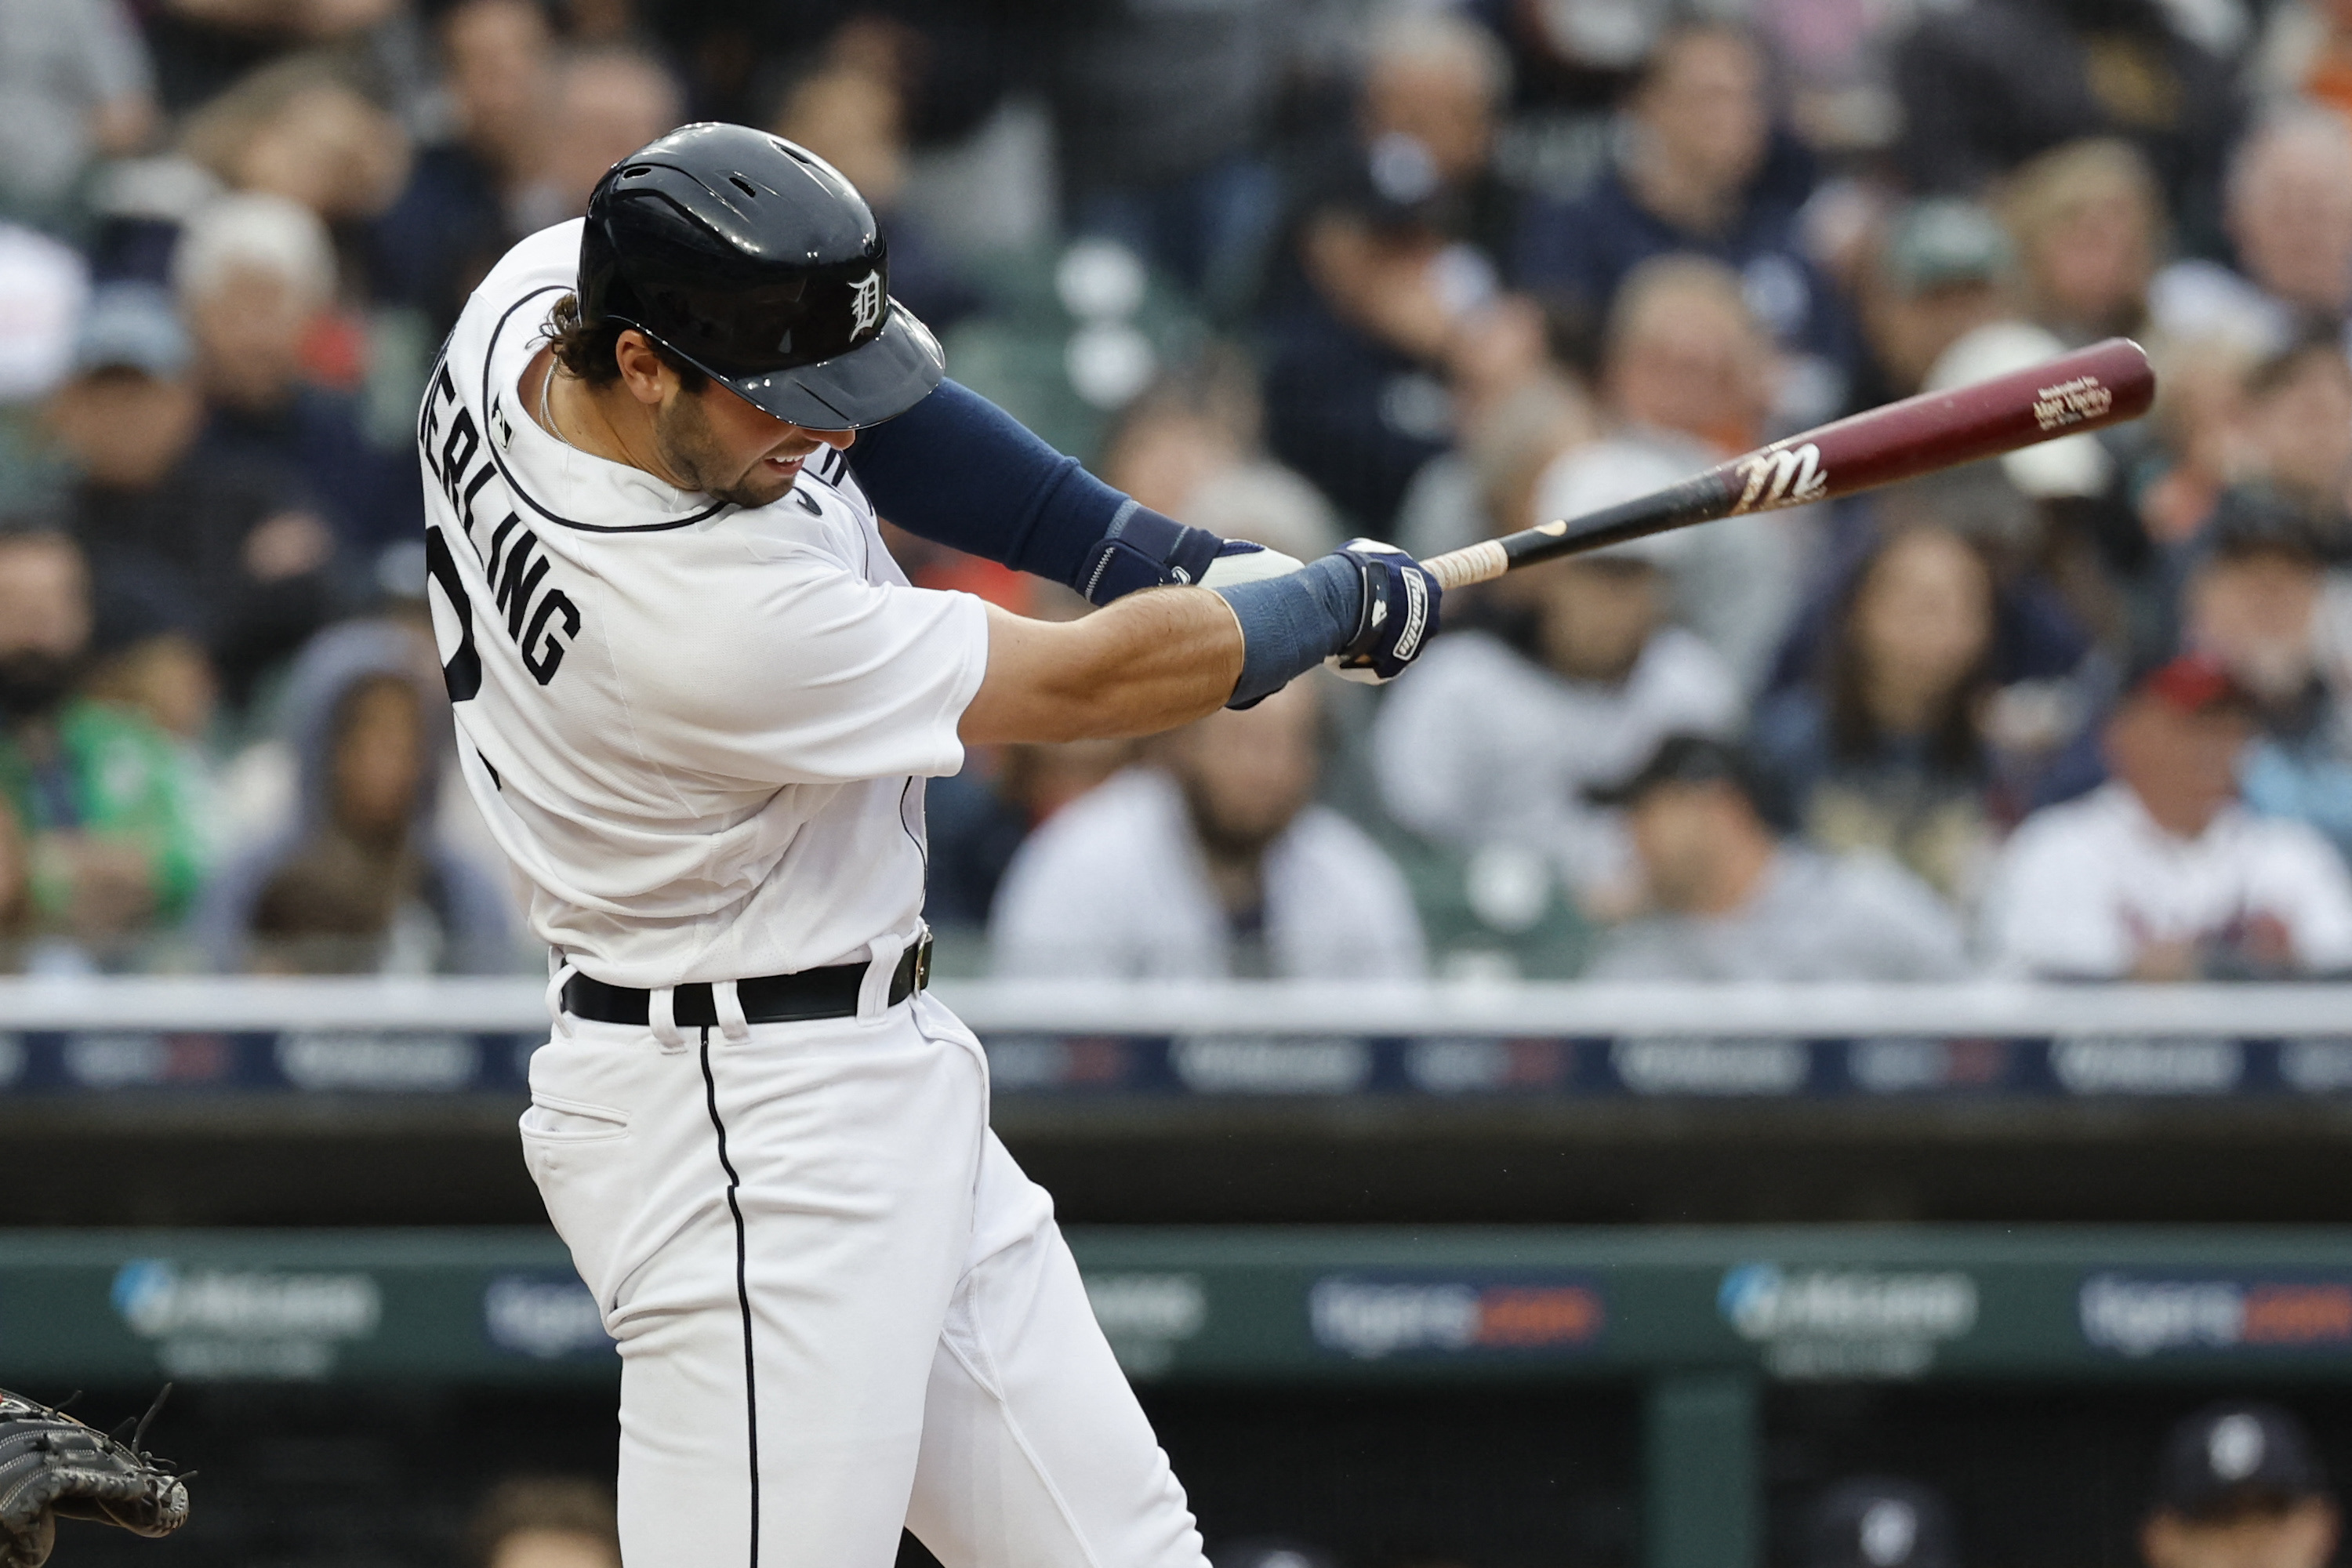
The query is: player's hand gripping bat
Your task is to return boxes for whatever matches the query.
[1420,337,2158,590]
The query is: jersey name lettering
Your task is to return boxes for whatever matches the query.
[419,359,582,693]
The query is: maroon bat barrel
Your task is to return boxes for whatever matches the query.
[1423,337,2157,590]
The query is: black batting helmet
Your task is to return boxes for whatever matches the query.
[578,122,944,430]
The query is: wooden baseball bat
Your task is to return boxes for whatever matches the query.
[1421,336,2157,591]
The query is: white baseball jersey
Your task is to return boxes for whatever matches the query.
[418,220,989,988]
[1981,782,2352,977]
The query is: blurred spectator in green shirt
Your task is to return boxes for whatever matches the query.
[0,521,203,971]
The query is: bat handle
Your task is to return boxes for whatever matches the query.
[1423,539,1509,590]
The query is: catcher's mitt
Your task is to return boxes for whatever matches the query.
[0,1388,189,1567]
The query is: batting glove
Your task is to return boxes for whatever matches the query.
[1198,539,1305,589]
[1327,538,1440,684]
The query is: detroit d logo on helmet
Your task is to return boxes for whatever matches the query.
[850,270,884,336]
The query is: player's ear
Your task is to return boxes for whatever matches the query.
[612,330,672,408]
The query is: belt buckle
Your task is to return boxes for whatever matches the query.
[911,931,934,994]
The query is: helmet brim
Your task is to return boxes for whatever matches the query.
[689,298,945,431]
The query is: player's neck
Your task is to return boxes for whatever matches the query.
[528,347,691,490]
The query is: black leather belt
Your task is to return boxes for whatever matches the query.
[561,935,932,1028]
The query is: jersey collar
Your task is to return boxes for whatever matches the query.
[482,284,731,535]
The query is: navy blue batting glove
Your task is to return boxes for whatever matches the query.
[1327,538,1440,684]
[1076,505,1225,605]
[1211,538,1443,706]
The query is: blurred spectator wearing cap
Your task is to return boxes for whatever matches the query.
[177,191,419,574]
[1512,23,1853,423]
[989,679,1424,981]
[0,523,204,973]
[2144,1404,2338,1568]
[1755,526,2003,906]
[372,0,554,332]
[2182,491,2352,862]
[1372,519,1742,918]
[1356,9,1521,274]
[1980,653,2352,978]
[197,619,514,975]
[1856,200,2022,407]
[45,284,339,710]
[1586,733,1971,979]
[2002,138,2165,347]
[1809,1476,1957,1568]
[1890,0,2240,250]
[2150,110,2352,362]
[0,0,158,225]
[1857,202,2124,539]
[465,1475,620,1568]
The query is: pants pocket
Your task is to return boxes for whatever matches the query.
[521,1094,638,1309]
[521,1093,631,1140]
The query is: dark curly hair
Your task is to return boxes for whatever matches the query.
[544,294,708,394]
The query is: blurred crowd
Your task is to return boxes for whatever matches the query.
[1212,1400,2342,1568]
[454,1399,2341,1568]
[11,0,2352,983]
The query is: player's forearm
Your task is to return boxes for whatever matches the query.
[960,592,1244,746]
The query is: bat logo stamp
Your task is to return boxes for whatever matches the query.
[2031,375,2111,431]
[1733,442,1828,513]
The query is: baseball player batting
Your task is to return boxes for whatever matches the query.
[422,122,2147,1568]
[419,123,1436,1568]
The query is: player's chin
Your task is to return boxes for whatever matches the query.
[717,456,804,510]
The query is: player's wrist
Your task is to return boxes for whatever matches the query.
[1210,555,1362,706]
[1211,543,1443,706]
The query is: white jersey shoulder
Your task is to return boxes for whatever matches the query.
[419,222,989,989]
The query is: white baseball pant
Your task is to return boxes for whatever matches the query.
[520,985,1208,1568]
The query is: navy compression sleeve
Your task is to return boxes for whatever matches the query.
[846,379,1217,601]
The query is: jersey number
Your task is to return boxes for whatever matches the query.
[426,520,582,699]
[425,524,482,702]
